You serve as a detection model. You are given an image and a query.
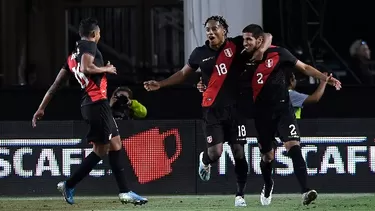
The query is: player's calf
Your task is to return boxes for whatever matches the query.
[285,143,310,194]
[109,148,130,193]
[286,142,317,205]
[234,157,248,197]
[259,150,275,206]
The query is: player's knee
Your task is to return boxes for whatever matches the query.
[93,143,110,158]
[233,152,245,160]
[262,150,274,162]
[109,135,122,151]
[233,149,245,160]
[231,144,245,160]
[284,140,300,152]
[207,144,223,161]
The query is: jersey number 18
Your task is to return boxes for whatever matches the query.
[70,50,89,89]
[215,63,228,76]
[71,62,89,89]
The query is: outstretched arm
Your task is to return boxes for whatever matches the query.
[144,47,200,91]
[159,65,195,88]
[143,65,195,91]
[295,61,341,90]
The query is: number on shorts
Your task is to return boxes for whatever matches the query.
[238,125,247,137]
[289,124,297,136]
[215,63,228,76]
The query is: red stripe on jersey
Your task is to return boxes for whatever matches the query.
[67,54,87,86]
[87,74,108,101]
[67,54,107,103]
[202,41,237,107]
[67,55,76,72]
[252,52,280,101]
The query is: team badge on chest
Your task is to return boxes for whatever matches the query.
[224,48,233,58]
[265,59,273,68]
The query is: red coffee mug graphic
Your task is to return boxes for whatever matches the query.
[122,127,182,184]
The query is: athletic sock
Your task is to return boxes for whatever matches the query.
[66,152,102,188]
[109,149,130,193]
[288,145,309,193]
[234,158,248,196]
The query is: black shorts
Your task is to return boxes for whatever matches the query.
[202,104,247,147]
[254,103,300,154]
[81,100,119,144]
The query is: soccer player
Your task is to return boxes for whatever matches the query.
[143,15,272,207]
[31,18,147,206]
[241,24,341,206]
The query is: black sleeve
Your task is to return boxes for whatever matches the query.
[232,36,243,46]
[62,62,69,71]
[279,47,298,67]
[232,36,245,53]
[78,41,97,57]
[187,47,200,71]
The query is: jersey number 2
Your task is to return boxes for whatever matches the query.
[215,63,228,76]
[256,73,264,84]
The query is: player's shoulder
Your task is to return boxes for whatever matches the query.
[190,45,207,58]
[77,40,96,47]
[77,40,97,54]
[228,36,243,47]
[266,45,290,54]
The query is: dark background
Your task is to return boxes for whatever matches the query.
[0,0,374,121]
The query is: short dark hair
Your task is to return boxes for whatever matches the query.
[204,15,229,36]
[114,86,133,99]
[242,24,264,38]
[79,17,99,38]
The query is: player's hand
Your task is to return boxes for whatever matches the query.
[143,80,161,91]
[105,63,117,74]
[32,109,45,128]
[196,77,206,92]
[320,72,329,85]
[326,73,342,90]
[251,49,265,61]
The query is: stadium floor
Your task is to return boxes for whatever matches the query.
[0,194,373,210]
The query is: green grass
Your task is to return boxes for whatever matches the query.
[0,194,374,211]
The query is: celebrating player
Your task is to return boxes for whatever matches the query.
[32,18,147,206]
[144,16,272,207]
[241,24,341,206]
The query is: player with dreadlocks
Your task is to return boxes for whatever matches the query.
[144,16,272,207]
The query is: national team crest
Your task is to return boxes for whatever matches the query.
[207,136,213,143]
[224,48,233,58]
[265,59,273,68]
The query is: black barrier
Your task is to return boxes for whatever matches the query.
[0,119,375,196]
